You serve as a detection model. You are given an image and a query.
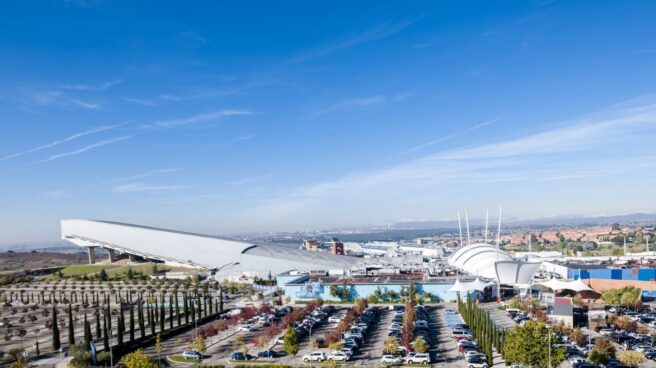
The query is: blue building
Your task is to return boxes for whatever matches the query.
[278,273,464,303]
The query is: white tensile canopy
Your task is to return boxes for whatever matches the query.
[539,278,593,292]
[448,277,494,293]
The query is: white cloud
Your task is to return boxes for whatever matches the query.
[122,97,158,107]
[2,122,128,161]
[289,19,419,63]
[58,79,122,91]
[250,96,656,221]
[112,182,195,193]
[34,136,132,163]
[148,110,253,128]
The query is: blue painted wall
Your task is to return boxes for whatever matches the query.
[282,281,462,303]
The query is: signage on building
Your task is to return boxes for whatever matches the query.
[296,281,323,299]
[589,310,607,319]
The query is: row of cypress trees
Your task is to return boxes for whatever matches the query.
[457,293,507,366]
[49,285,224,353]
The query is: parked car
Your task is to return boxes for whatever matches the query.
[328,352,350,362]
[303,351,327,362]
[182,350,202,360]
[467,356,489,368]
[231,352,250,361]
[569,355,586,366]
[238,325,255,332]
[257,350,279,358]
[382,355,404,364]
[328,316,342,323]
[406,353,430,364]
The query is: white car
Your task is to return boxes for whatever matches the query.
[238,325,255,332]
[445,309,458,314]
[464,351,486,360]
[568,355,586,365]
[182,350,202,360]
[328,316,342,323]
[598,329,614,335]
[406,353,430,364]
[328,352,350,361]
[303,351,327,362]
[381,355,403,364]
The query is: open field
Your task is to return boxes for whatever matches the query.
[0,252,87,275]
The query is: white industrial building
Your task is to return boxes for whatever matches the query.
[61,219,362,278]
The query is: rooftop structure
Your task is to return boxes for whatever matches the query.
[60,219,362,278]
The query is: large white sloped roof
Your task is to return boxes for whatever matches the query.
[61,219,361,277]
[448,243,541,285]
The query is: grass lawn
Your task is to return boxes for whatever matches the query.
[58,264,119,277]
[168,355,202,363]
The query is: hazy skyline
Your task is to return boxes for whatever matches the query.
[2,1,656,243]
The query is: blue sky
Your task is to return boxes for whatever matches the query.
[2,0,656,243]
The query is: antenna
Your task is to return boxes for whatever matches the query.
[465,208,471,246]
[457,211,463,247]
[496,206,502,257]
[528,233,532,255]
[647,234,650,253]
[624,236,627,256]
[485,209,489,243]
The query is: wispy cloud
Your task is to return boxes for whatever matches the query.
[2,122,128,161]
[34,136,132,163]
[112,182,195,193]
[395,118,499,157]
[98,168,180,186]
[122,97,158,107]
[250,96,656,220]
[226,175,273,187]
[288,19,419,63]
[58,79,122,91]
[30,90,101,110]
[310,93,411,117]
[147,110,253,128]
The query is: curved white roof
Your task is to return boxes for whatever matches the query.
[448,243,541,284]
[61,219,361,277]
[449,243,513,279]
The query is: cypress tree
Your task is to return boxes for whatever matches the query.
[160,297,165,332]
[150,305,156,335]
[208,294,212,316]
[67,304,75,346]
[117,313,124,351]
[191,296,196,323]
[52,305,61,351]
[175,293,181,326]
[102,314,110,352]
[183,293,189,325]
[138,303,145,338]
[169,295,174,330]
[84,315,92,349]
[95,311,101,338]
[129,304,135,343]
[35,340,40,355]
[219,288,224,312]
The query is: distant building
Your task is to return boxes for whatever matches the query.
[331,239,344,255]
[304,240,318,252]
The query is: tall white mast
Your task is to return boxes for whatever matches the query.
[457,211,464,247]
[485,209,489,243]
[646,234,650,253]
[496,206,502,258]
[624,236,627,256]
[465,208,471,246]
[528,233,532,255]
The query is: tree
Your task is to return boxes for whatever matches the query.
[123,349,157,368]
[283,326,299,359]
[196,334,206,354]
[328,341,344,352]
[68,304,75,346]
[68,344,92,368]
[503,321,565,368]
[83,315,92,350]
[383,336,399,354]
[98,269,108,282]
[155,333,162,367]
[588,349,610,366]
[617,350,645,366]
[411,336,429,353]
[129,304,135,343]
[51,305,61,351]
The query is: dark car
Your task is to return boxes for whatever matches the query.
[258,350,279,358]
[231,352,250,361]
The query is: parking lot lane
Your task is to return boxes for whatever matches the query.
[434,304,467,368]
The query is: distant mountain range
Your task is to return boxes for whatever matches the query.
[388,212,656,230]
